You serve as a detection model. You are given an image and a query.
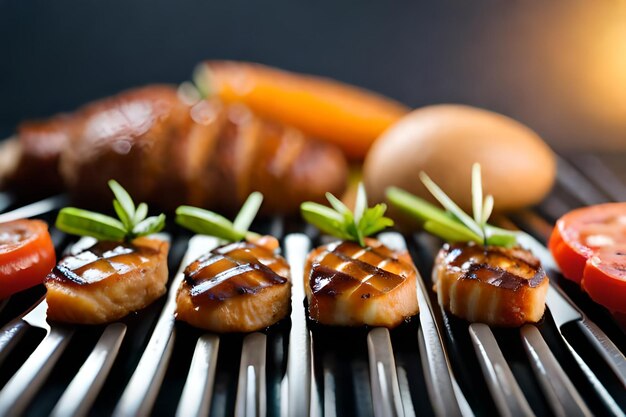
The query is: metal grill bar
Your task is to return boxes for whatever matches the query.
[520,324,592,417]
[176,334,220,417]
[0,326,73,416]
[0,299,41,364]
[283,233,313,416]
[577,320,626,388]
[382,231,467,417]
[0,194,66,223]
[113,235,219,417]
[235,332,267,417]
[567,154,626,202]
[367,328,404,417]
[50,323,127,417]
[322,356,337,417]
[468,324,534,417]
[555,156,609,206]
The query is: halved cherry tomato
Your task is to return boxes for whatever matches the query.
[0,219,56,299]
[548,203,626,313]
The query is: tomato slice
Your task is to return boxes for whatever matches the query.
[581,246,626,313]
[548,203,626,313]
[0,219,56,299]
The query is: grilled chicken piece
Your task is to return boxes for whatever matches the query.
[176,236,291,332]
[432,243,548,327]
[45,237,169,324]
[3,85,347,214]
[304,238,419,328]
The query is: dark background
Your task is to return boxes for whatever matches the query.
[1,0,625,151]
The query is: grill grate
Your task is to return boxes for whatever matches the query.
[0,151,624,417]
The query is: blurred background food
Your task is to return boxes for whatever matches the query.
[1,1,625,152]
[1,83,349,214]
[198,61,409,160]
[364,105,556,212]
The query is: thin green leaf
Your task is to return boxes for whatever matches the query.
[325,192,351,216]
[345,220,364,247]
[244,231,262,241]
[353,183,367,223]
[423,220,482,243]
[322,193,356,240]
[56,207,127,241]
[324,192,358,241]
[233,192,263,234]
[386,187,453,225]
[359,204,394,236]
[303,183,393,247]
[108,180,135,220]
[472,163,483,225]
[484,224,519,247]
[485,233,518,247]
[387,172,519,248]
[361,217,394,237]
[134,203,148,225]
[192,64,211,98]
[363,217,394,236]
[419,172,484,237]
[132,214,166,238]
[485,224,519,238]
[176,206,244,242]
[481,195,494,226]
[113,199,133,231]
[300,202,353,240]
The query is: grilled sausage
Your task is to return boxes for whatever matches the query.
[203,104,348,214]
[59,85,195,210]
[4,85,348,214]
[3,114,78,197]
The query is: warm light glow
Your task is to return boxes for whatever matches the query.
[586,9,626,124]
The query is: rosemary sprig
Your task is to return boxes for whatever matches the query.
[387,163,518,247]
[175,192,263,242]
[300,183,394,247]
[55,180,165,242]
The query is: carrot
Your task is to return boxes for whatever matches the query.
[196,61,410,160]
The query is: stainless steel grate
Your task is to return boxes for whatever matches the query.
[0,151,624,417]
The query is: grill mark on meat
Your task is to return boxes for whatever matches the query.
[184,241,288,303]
[443,243,546,289]
[53,264,88,285]
[310,241,406,300]
[48,241,158,285]
[305,238,419,327]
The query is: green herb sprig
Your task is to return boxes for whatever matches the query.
[175,192,263,242]
[177,64,212,106]
[300,183,394,247]
[386,163,518,247]
[55,180,166,242]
